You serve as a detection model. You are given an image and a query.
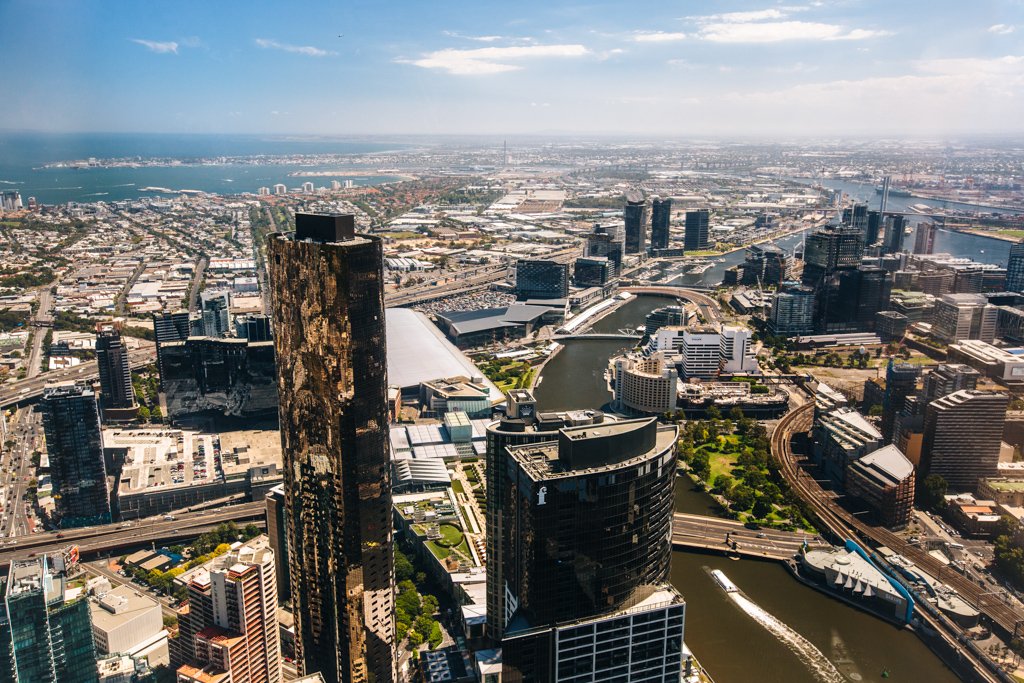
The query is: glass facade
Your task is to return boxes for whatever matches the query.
[269,213,395,683]
[40,384,111,527]
[650,197,672,251]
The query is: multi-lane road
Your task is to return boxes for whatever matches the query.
[0,501,266,567]
[672,511,829,560]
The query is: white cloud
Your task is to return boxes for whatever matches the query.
[130,39,178,54]
[255,38,336,57]
[699,21,889,43]
[989,24,1016,35]
[443,31,506,42]
[398,44,590,75]
[705,9,789,22]
[632,31,688,43]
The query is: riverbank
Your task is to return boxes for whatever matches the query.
[955,227,1024,243]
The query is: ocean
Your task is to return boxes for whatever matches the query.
[0,132,415,204]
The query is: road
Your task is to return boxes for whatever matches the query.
[1,407,42,538]
[0,346,156,409]
[671,511,828,560]
[0,501,266,567]
[620,285,723,323]
[25,286,54,379]
[115,259,147,315]
[188,256,209,313]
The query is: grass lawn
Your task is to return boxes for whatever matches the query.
[426,541,450,560]
[451,479,464,494]
[438,523,463,546]
[996,230,1024,240]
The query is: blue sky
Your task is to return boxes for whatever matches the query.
[1,0,1022,136]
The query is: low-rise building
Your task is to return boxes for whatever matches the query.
[90,584,166,661]
[947,339,1024,383]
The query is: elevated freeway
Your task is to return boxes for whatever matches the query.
[0,501,266,567]
[0,346,156,410]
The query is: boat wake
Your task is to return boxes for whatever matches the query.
[727,590,846,683]
[0,180,22,185]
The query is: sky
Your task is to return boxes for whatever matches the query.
[1,0,1023,137]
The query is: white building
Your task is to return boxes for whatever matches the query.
[681,330,722,379]
[611,352,679,415]
[720,326,758,374]
[272,184,287,195]
[302,181,315,194]
[90,584,167,662]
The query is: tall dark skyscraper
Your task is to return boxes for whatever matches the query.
[153,310,192,385]
[685,209,710,251]
[884,214,907,254]
[585,224,622,276]
[40,383,110,527]
[849,202,868,235]
[866,210,882,247]
[95,324,136,421]
[623,189,647,254]
[497,418,684,680]
[650,195,672,250]
[268,213,395,683]
[914,221,938,255]
[1006,242,1024,293]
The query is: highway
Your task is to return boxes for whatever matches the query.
[620,285,723,323]
[25,286,54,379]
[771,405,1008,682]
[0,501,266,567]
[0,346,156,410]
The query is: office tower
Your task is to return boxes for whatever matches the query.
[40,383,111,527]
[881,361,920,444]
[484,391,611,643]
[685,209,710,251]
[923,363,980,401]
[268,213,395,683]
[768,286,815,336]
[514,259,569,300]
[866,211,882,247]
[265,484,290,604]
[740,244,788,287]
[200,290,232,338]
[623,189,647,254]
[845,445,915,529]
[879,175,892,214]
[854,266,892,330]
[153,310,193,388]
[235,313,273,342]
[800,226,863,287]
[920,390,1008,490]
[875,311,909,342]
[848,203,868,235]
[645,305,687,336]
[572,256,610,288]
[585,224,623,276]
[680,329,724,379]
[650,195,672,250]
[95,324,137,421]
[884,215,907,254]
[914,222,938,255]
[499,418,683,681]
[932,293,998,343]
[720,326,756,373]
[175,537,281,683]
[0,555,99,682]
[1007,242,1024,293]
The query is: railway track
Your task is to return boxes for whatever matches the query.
[772,405,1016,682]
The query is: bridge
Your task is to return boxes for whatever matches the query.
[671,511,827,561]
[551,332,642,341]
[622,286,723,324]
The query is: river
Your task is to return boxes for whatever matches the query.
[536,293,960,682]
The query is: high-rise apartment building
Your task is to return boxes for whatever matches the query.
[585,224,622,276]
[1007,242,1024,293]
[881,361,920,444]
[268,213,395,683]
[884,215,907,255]
[623,190,647,254]
[684,209,709,251]
[200,290,232,338]
[40,383,111,527]
[920,390,1008,490]
[923,363,980,401]
[914,222,938,255]
[768,286,815,336]
[175,537,281,683]
[0,555,99,683]
[498,418,684,681]
[514,259,569,300]
[650,195,672,250]
[154,311,192,385]
[264,484,290,604]
[611,353,680,414]
[95,324,137,421]
[572,256,611,288]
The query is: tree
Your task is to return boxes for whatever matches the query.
[731,486,756,511]
[395,549,415,583]
[868,404,884,416]
[137,405,151,421]
[428,621,443,650]
[690,452,711,482]
[706,405,722,422]
[752,497,773,520]
[150,405,163,423]
[711,474,734,496]
[729,407,745,422]
[921,474,949,510]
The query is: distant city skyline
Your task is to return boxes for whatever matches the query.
[1,1,1022,136]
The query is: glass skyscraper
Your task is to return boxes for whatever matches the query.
[268,213,395,683]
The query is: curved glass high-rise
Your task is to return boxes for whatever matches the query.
[268,213,395,683]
